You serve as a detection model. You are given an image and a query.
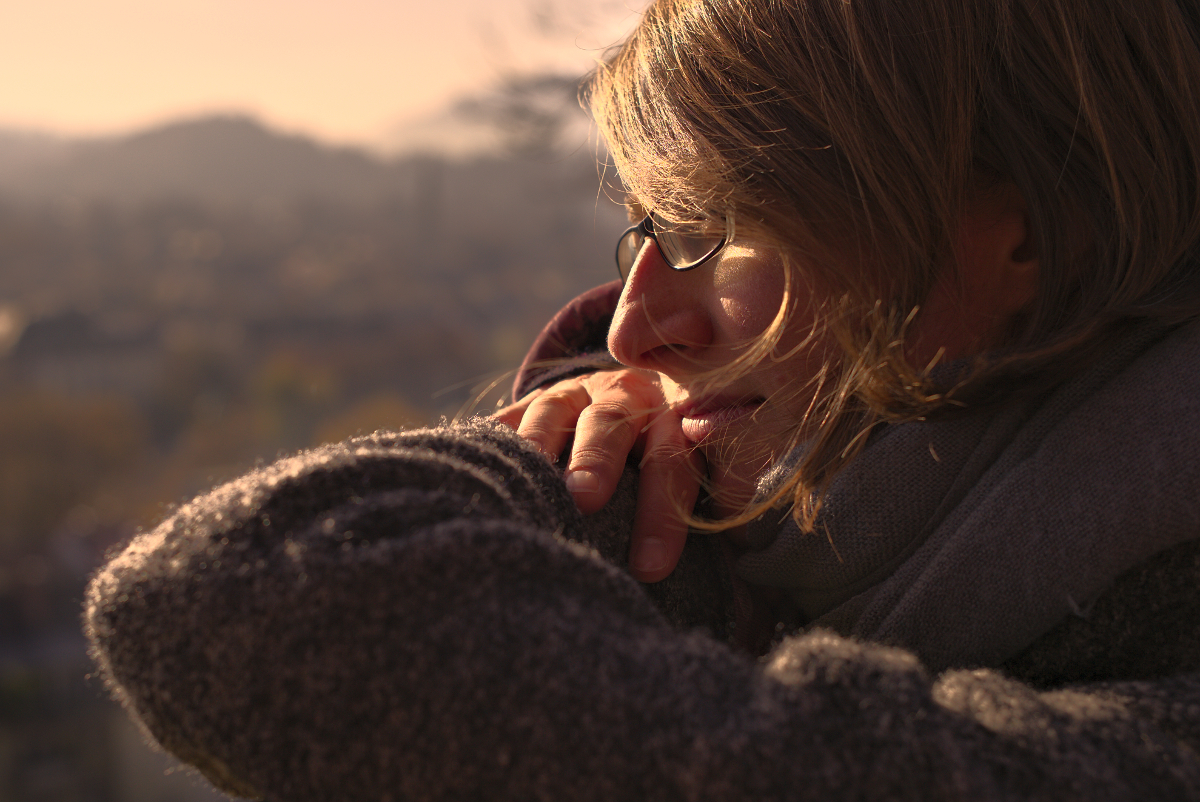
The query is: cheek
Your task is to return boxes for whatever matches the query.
[718,294,780,338]
[712,258,789,341]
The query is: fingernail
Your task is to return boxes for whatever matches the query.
[631,537,668,574]
[565,470,600,494]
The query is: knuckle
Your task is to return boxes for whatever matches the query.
[516,419,553,440]
[569,445,619,470]
[585,368,660,396]
[521,396,584,431]
[641,442,693,467]
[534,392,581,415]
[579,405,641,440]
[583,398,637,419]
[518,420,573,447]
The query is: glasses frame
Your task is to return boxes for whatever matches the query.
[614,212,729,282]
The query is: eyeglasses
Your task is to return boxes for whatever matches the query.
[615,212,729,281]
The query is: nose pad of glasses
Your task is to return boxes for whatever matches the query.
[616,230,649,281]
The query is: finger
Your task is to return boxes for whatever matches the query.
[563,398,650,515]
[492,390,541,430]
[514,383,593,463]
[627,412,704,582]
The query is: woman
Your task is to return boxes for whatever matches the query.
[87,0,1200,799]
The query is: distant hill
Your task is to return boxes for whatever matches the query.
[0,116,420,208]
[0,72,597,210]
[0,129,74,175]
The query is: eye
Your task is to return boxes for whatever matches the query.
[650,212,728,270]
[650,212,725,241]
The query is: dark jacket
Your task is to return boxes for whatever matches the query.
[85,286,1200,800]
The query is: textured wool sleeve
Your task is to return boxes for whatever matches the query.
[85,420,1200,801]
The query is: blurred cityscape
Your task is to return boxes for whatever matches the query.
[0,74,625,801]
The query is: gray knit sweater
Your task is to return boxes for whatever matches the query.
[85,319,1200,801]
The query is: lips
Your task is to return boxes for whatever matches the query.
[677,398,763,443]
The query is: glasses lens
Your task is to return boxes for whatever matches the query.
[615,226,645,280]
[650,212,726,269]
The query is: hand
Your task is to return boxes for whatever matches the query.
[494,369,704,582]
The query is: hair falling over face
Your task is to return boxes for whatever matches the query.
[585,0,1200,531]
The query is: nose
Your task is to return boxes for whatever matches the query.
[607,240,715,374]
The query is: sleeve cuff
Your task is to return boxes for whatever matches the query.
[512,280,623,400]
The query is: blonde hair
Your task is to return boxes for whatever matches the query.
[586,0,1200,529]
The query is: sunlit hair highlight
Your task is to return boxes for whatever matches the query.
[585,0,1200,531]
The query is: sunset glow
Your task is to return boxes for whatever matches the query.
[0,0,644,148]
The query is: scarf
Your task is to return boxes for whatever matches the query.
[738,320,1200,672]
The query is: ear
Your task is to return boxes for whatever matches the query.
[909,183,1040,365]
[955,182,1040,319]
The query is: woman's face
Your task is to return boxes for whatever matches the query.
[608,237,832,510]
[607,191,1037,510]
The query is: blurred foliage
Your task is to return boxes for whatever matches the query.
[312,393,432,443]
[0,391,148,554]
[456,73,586,157]
[0,339,449,562]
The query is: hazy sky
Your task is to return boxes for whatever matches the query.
[0,0,645,148]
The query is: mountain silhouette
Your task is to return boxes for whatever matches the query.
[0,116,420,208]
